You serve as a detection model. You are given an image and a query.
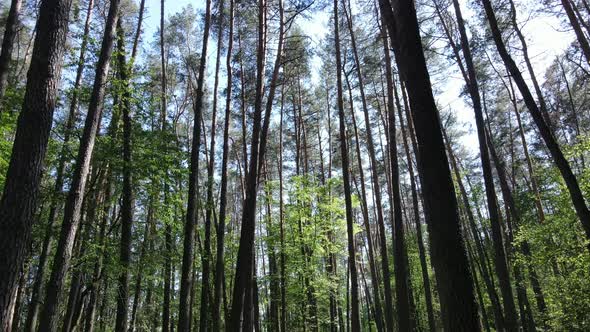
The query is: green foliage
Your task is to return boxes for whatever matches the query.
[512,137,590,331]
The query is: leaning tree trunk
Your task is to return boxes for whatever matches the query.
[0,0,73,328]
[481,0,590,248]
[177,0,212,327]
[378,0,480,330]
[38,0,122,330]
[562,0,590,63]
[23,1,95,330]
[451,1,519,329]
[229,0,285,326]
[0,0,23,102]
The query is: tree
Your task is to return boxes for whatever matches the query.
[333,0,361,329]
[213,0,234,328]
[450,0,519,329]
[378,0,481,329]
[0,0,73,328]
[0,0,23,103]
[481,0,590,248]
[38,0,122,329]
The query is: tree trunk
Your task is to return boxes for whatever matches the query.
[114,13,141,330]
[279,85,287,332]
[507,0,553,132]
[443,128,506,331]
[0,0,73,327]
[377,14,415,332]
[481,0,590,248]
[344,68,385,332]
[177,0,212,327]
[342,2,390,330]
[38,0,122,330]
[395,75,436,332]
[200,0,226,327]
[451,1,519,329]
[228,0,284,326]
[333,0,361,329]
[23,1,94,330]
[213,0,234,328]
[0,0,22,102]
[378,0,480,329]
[562,0,590,63]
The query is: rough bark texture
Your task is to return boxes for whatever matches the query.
[0,0,23,101]
[378,0,480,330]
[38,0,121,330]
[0,0,73,327]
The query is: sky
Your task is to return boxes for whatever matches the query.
[139,0,574,153]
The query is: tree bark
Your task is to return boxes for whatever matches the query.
[23,1,94,329]
[344,68,385,332]
[0,0,73,328]
[342,2,390,330]
[378,0,480,329]
[333,0,361,329]
[228,0,284,326]
[378,15,415,332]
[0,0,23,102]
[451,1,519,330]
[177,0,212,327]
[38,0,122,330]
[213,0,234,328]
[562,0,590,63]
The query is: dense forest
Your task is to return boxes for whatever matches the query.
[0,0,589,330]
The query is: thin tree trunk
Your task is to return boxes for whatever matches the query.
[38,0,121,330]
[177,0,212,327]
[84,165,113,332]
[23,1,94,330]
[129,202,153,332]
[0,0,73,327]
[562,0,590,63]
[114,12,142,330]
[378,0,480,329]
[279,84,287,332]
[200,0,227,327]
[333,0,361,329]
[228,0,284,326]
[507,0,553,131]
[0,0,22,102]
[213,0,234,328]
[159,1,173,331]
[342,2,390,329]
[482,0,590,248]
[344,68,384,332]
[451,1,519,329]
[443,128,505,331]
[377,14,414,332]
